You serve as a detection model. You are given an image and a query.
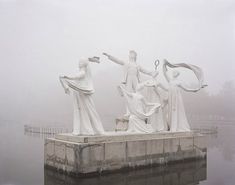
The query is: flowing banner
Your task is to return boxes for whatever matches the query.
[163,59,207,92]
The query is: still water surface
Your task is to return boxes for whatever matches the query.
[1,121,235,185]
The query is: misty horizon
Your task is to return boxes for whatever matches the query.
[1,0,235,128]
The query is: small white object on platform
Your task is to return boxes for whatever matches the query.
[115,118,129,131]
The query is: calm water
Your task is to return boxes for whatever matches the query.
[1,121,235,185]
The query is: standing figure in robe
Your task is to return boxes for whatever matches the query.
[118,84,160,133]
[143,70,169,132]
[59,57,105,135]
[103,50,154,117]
[163,59,207,132]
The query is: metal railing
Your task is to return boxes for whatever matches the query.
[192,126,218,134]
[24,124,72,138]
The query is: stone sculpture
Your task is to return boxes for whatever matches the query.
[49,52,209,176]
[118,84,160,133]
[142,70,169,132]
[59,57,105,135]
[103,51,154,117]
[58,52,206,135]
[162,59,206,132]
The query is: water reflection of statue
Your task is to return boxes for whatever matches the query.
[103,51,154,117]
[163,59,206,132]
[118,84,160,133]
[59,57,105,135]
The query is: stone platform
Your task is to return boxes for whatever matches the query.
[44,131,207,176]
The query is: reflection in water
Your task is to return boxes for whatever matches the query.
[206,124,235,162]
[3,122,235,185]
[45,159,206,185]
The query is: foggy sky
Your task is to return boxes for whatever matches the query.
[0,0,235,128]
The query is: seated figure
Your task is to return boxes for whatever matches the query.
[118,84,160,133]
[143,70,169,132]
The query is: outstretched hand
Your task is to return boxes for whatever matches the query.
[143,80,155,87]
[103,52,110,57]
[65,88,70,94]
[202,84,208,88]
[88,56,100,63]
[151,70,159,78]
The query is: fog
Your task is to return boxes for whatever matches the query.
[0,0,235,129]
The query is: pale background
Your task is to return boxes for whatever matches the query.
[0,0,235,129]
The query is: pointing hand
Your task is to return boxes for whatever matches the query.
[103,53,110,57]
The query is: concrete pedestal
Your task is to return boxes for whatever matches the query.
[44,131,207,176]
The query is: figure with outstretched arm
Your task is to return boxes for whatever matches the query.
[59,57,105,135]
[103,50,155,118]
[162,59,207,132]
[103,53,125,65]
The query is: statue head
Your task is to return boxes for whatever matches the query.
[172,70,180,79]
[79,57,89,68]
[129,50,137,63]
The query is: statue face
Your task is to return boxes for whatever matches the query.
[79,58,88,68]
[129,51,137,62]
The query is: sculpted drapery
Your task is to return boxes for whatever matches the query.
[60,58,105,135]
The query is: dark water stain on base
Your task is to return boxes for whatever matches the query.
[44,158,206,185]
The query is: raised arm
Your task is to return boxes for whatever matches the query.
[163,59,170,83]
[139,66,154,76]
[156,83,168,92]
[118,85,133,98]
[141,97,161,116]
[141,97,156,106]
[178,83,199,93]
[103,53,125,65]
[153,87,168,108]
[64,70,86,80]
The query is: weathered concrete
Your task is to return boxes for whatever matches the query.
[44,132,207,176]
[55,131,195,143]
[45,158,207,185]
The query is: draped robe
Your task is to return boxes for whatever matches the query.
[163,60,206,132]
[120,86,160,133]
[60,63,105,135]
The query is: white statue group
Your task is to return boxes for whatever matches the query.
[60,50,206,135]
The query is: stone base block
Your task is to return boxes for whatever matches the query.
[44,132,207,175]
